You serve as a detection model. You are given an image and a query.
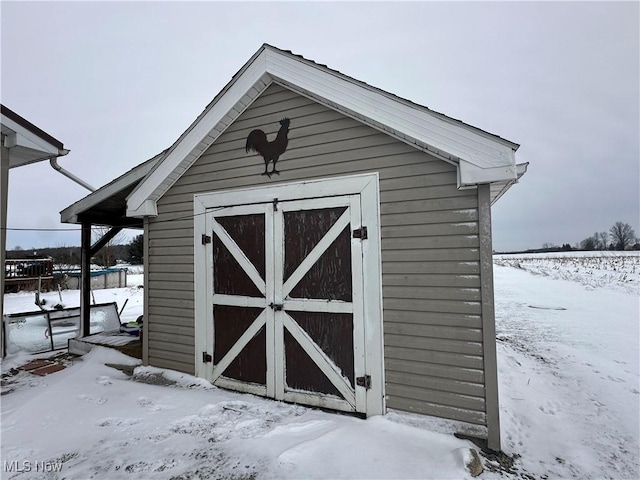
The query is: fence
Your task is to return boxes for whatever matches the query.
[63,267,128,290]
[4,258,54,293]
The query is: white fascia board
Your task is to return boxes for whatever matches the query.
[2,115,61,161]
[195,172,378,209]
[126,51,271,217]
[126,46,521,217]
[516,162,529,178]
[458,159,518,187]
[488,162,529,205]
[265,49,516,170]
[127,199,158,218]
[62,157,160,223]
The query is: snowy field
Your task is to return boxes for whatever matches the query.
[1,254,639,479]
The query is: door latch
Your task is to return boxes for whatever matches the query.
[269,302,283,311]
[356,375,371,390]
[352,227,368,240]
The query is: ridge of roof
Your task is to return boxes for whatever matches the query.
[261,44,520,151]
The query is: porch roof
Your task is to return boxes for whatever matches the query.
[59,151,163,227]
[1,104,69,167]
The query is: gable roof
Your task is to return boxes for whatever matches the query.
[124,44,525,216]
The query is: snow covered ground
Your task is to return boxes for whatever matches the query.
[1,255,639,479]
[494,253,639,479]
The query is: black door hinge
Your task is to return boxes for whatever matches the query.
[356,375,371,390]
[202,352,212,363]
[352,227,368,240]
[202,234,212,245]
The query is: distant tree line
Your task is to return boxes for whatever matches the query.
[535,221,639,253]
[579,222,638,251]
[6,234,144,267]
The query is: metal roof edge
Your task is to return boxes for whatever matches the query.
[261,44,520,151]
[1,104,65,151]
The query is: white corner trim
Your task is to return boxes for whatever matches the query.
[458,159,518,187]
[516,162,529,178]
[127,199,158,218]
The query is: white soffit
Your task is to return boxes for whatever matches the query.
[126,45,520,217]
[62,153,163,224]
[1,114,64,167]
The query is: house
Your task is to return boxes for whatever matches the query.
[61,44,527,450]
[1,105,70,355]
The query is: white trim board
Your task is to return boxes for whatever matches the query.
[1,114,67,168]
[126,44,523,218]
[61,153,162,224]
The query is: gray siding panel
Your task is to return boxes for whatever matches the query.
[387,395,486,425]
[147,83,489,427]
[385,358,484,383]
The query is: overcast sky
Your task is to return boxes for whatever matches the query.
[2,1,638,252]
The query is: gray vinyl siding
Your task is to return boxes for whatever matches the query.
[147,83,487,426]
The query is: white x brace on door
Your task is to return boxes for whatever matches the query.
[194,173,384,416]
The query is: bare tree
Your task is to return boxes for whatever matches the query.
[580,236,596,251]
[596,231,608,250]
[92,227,128,267]
[609,222,636,250]
[54,243,78,267]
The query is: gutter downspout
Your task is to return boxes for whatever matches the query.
[49,153,95,337]
[50,155,96,192]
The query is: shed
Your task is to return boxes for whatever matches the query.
[61,44,527,450]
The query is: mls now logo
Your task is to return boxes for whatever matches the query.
[4,460,63,473]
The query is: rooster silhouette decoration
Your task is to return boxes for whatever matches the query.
[245,118,291,177]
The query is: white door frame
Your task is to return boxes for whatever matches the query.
[193,172,385,415]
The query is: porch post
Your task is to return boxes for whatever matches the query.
[80,222,92,336]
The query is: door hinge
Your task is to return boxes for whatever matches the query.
[202,351,212,363]
[356,375,371,390]
[352,227,368,240]
[202,234,212,245]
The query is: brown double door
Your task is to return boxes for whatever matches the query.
[209,195,367,413]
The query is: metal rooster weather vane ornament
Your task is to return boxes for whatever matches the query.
[245,118,291,177]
